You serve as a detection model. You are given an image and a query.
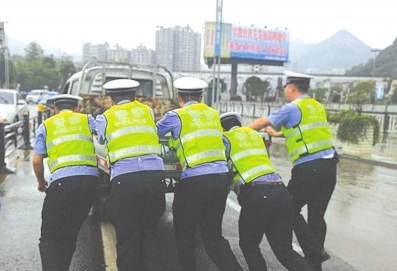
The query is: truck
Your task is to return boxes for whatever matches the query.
[60,61,182,215]
[60,60,272,214]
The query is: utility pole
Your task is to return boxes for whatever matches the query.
[212,0,223,107]
[0,22,9,89]
[371,48,381,78]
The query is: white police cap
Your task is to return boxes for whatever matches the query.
[173,77,208,94]
[284,70,313,87]
[51,94,82,106]
[220,112,242,123]
[103,79,140,96]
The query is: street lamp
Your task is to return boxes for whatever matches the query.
[0,23,10,89]
[371,48,381,78]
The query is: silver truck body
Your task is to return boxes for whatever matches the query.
[61,61,181,193]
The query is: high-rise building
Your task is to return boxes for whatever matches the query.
[82,42,109,63]
[130,44,156,67]
[155,27,174,70]
[155,25,201,72]
[108,43,129,62]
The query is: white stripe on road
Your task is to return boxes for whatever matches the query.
[226,198,304,254]
[100,221,118,271]
[226,198,241,212]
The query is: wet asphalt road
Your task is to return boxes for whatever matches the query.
[0,148,359,271]
[0,153,106,271]
[0,106,395,270]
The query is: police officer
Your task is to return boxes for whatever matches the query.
[220,112,314,271]
[249,71,338,271]
[32,94,98,271]
[96,79,165,271]
[157,77,243,271]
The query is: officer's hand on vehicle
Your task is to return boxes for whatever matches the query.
[264,126,283,137]
[37,181,48,192]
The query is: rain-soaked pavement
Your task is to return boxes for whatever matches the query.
[0,152,106,271]
[1,121,397,270]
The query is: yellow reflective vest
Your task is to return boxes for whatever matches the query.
[224,127,276,194]
[281,98,334,162]
[103,101,161,163]
[168,103,226,170]
[44,111,97,173]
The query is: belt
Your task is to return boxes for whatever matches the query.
[246,181,284,186]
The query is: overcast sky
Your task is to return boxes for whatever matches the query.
[1,0,395,55]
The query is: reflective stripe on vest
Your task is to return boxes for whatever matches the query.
[230,148,267,162]
[44,111,97,173]
[239,165,274,181]
[285,122,329,140]
[182,149,226,169]
[104,101,161,163]
[224,127,276,195]
[281,98,334,162]
[289,139,334,158]
[47,135,93,150]
[108,145,161,161]
[107,126,158,141]
[48,155,97,169]
[180,129,222,143]
[170,103,226,169]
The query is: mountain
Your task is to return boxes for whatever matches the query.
[267,39,315,73]
[6,35,82,62]
[293,30,372,73]
[288,39,315,61]
[346,37,397,78]
[5,30,375,73]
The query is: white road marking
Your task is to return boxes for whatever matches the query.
[226,197,304,255]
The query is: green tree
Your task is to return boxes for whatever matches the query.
[352,81,376,104]
[330,85,343,93]
[309,87,327,102]
[390,85,397,104]
[243,76,270,102]
[353,81,376,94]
[206,78,227,105]
[345,81,375,113]
[58,59,76,89]
[0,47,17,88]
[15,42,62,91]
[24,41,44,61]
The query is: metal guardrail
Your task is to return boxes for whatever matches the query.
[0,109,52,174]
[217,101,397,134]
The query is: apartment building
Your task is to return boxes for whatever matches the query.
[156,25,201,72]
[82,42,109,63]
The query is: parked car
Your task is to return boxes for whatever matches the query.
[25,89,49,104]
[0,89,29,126]
[38,91,59,110]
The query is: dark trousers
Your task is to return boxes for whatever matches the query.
[39,175,98,271]
[238,183,314,271]
[287,157,337,265]
[173,174,243,271]
[107,171,165,271]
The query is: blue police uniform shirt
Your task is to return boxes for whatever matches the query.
[33,110,98,184]
[223,126,281,182]
[156,100,229,179]
[95,100,165,181]
[268,94,335,166]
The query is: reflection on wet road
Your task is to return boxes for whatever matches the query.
[269,142,397,271]
[0,155,105,271]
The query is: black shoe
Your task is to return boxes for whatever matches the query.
[304,249,330,271]
[319,249,331,263]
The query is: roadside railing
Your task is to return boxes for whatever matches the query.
[0,109,52,174]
